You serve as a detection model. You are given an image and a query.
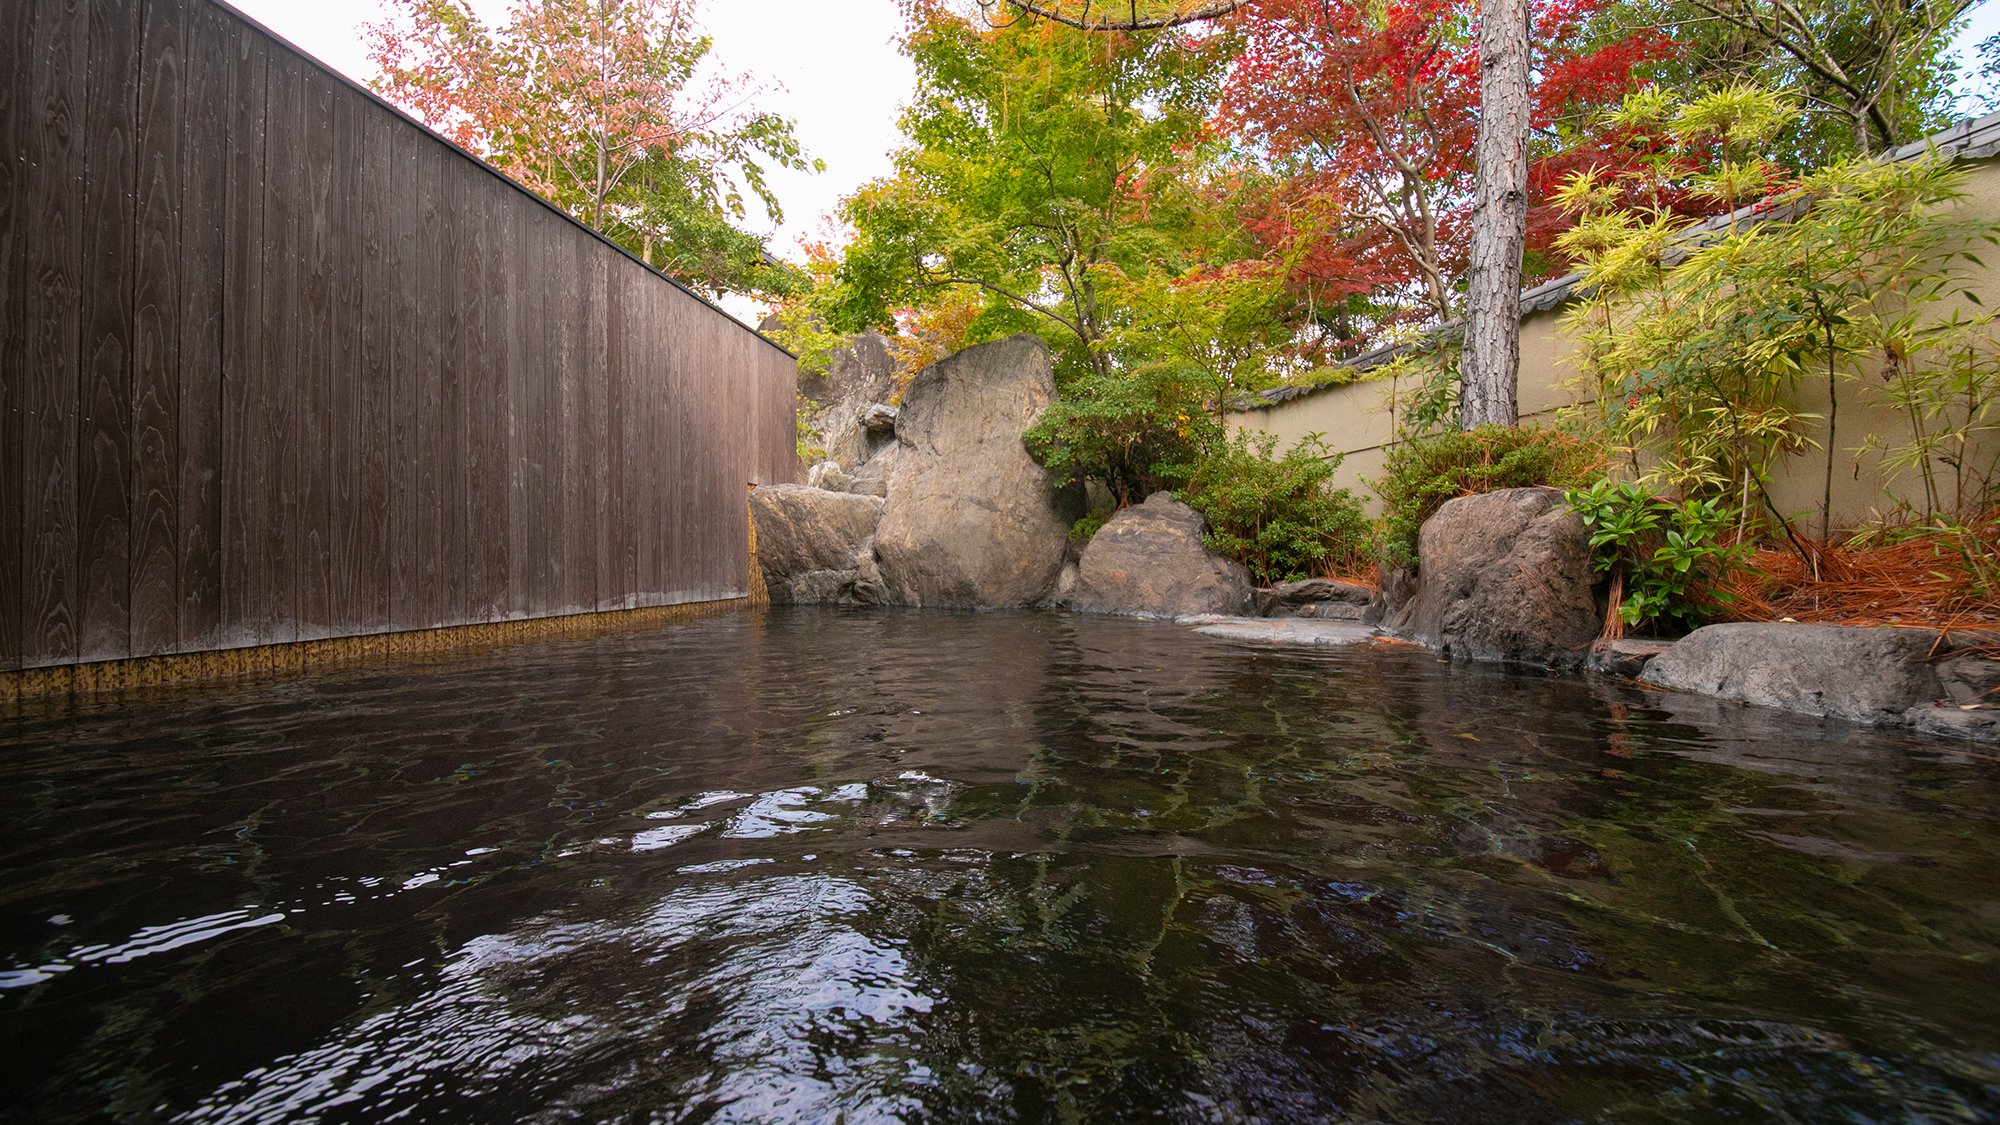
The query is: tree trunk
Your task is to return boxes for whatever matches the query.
[1460,0,1531,430]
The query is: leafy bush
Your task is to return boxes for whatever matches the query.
[1375,424,1607,567]
[1025,363,1219,505]
[1069,512,1109,544]
[1566,479,1753,634]
[1171,430,1370,586]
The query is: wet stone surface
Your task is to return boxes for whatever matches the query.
[2,607,1998,1123]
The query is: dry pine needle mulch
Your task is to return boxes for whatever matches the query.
[1718,512,2000,654]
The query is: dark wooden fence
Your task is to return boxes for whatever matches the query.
[0,0,798,673]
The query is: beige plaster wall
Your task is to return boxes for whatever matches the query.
[1230,156,2000,528]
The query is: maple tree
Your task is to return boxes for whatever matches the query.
[821,1,1229,378]
[1218,0,1669,329]
[366,0,820,298]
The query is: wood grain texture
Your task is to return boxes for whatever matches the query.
[218,13,265,648]
[0,0,32,670]
[458,158,500,623]
[251,40,298,647]
[387,117,425,631]
[176,0,227,653]
[353,87,392,633]
[130,0,183,656]
[326,76,361,636]
[77,0,140,660]
[7,0,796,668]
[292,64,335,641]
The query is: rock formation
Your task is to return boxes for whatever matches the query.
[749,484,885,605]
[1640,623,1944,724]
[872,335,1077,608]
[1068,492,1252,618]
[1382,486,1601,668]
[1255,578,1374,621]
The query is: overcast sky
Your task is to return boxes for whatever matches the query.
[223,0,915,265]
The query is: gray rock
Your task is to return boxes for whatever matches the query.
[1589,638,1672,678]
[1068,492,1253,618]
[860,402,900,431]
[805,461,852,493]
[1905,703,2000,741]
[872,336,1076,608]
[750,484,885,604]
[795,331,901,471]
[1938,657,2000,706]
[1386,487,1602,668]
[1255,578,1374,618]
[1640,623,1945,725]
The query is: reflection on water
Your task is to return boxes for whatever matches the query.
[2,608,1997,1123]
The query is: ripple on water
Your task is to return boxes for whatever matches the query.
[0,607,1996,1123]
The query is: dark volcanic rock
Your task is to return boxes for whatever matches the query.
[872,335,1076,608]
[1641,623,1944,725]
[1068,492,1252,618]
[1384,486,1601,668]
[1589,638,1672,678]
[1255,578,1375,620]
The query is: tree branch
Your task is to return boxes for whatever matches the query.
[997,0,1252,30]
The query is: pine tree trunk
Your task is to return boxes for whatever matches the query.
[1460,0,1531,430]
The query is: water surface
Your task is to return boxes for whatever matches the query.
[2,608,1997,1123]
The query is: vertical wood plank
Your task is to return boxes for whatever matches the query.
[354,92,392,633]
[635,270,661,605]
[23,0,87,668]
[610,261,636,608]
[434,151,465,626]
[457,160,497,623]
[556,224,588,614]
[219,15,265,648]
[291,63,334,641]
[0,0,33,670]
[176,0,226,653]
[587,242,613,611]
[129,0,183,656]
[518,203,546,617]
[77,0,141,660]
[323,77,359,636]
[387,119,423,630]
[250,40,298,647]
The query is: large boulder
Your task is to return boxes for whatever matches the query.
[750,484,885,605]
[872,335,1075,608]
[1068,492,1252,618]
[1385,486,1601,668]
[1641,623,1944,725]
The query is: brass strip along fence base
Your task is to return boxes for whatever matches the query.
[746,482,770,610]
[0,598,748,704]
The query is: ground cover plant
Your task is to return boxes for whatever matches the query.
[1169,431,1372,585]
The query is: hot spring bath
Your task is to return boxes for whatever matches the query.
[2,608,1996,1122]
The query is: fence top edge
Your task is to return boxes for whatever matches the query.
[203,0,799,362]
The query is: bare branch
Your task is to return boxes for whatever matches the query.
[995,0,1252,31]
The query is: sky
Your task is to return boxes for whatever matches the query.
[226,0,1999,324]
[223,0,916,323]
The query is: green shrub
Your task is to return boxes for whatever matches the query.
[1025,362,1218,506]
[1566,479,1752,634]
[1375,424,1607,568]
[1069,512,1108,543]
[1171,430,1371,586]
